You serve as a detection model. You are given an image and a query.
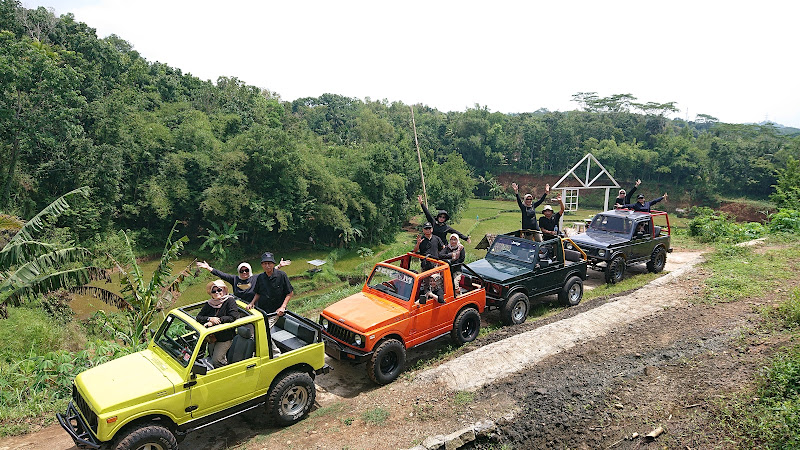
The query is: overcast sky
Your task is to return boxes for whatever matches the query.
[21,0,800,128]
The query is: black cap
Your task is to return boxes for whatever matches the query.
[637,194,645,199]
[260,252,275,263]
[422,222,433,229]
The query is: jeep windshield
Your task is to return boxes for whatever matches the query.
[488,235,537,264]
[366,265,414,301]
[155,314,201,367]
[589,214,633,234]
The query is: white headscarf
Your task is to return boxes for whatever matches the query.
[447,234,464,257]
[237,262,253,280]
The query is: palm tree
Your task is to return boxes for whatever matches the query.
[0,187,113,318]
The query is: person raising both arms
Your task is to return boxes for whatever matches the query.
[512,182,549,231]
[539,195,565,238]
[614,179,641,207]
[417,195,471,244]
[620,192,668,212]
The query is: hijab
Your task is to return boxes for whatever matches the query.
[447,235,464,256]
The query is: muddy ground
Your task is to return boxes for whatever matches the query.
[1,248,794,450]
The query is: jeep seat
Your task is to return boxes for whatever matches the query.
[226,326,255,364]
[271,316,316,352]
[654,225,662,237]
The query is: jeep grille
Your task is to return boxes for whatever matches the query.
[326,322,361,347]
[72,384,98,434]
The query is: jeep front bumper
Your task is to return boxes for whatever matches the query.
[56,402,101,449]
[322,335,372,363]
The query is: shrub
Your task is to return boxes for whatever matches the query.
[768,209,800,234]
[688,206,766,243]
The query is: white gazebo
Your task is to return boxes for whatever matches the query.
[552,153,620,213]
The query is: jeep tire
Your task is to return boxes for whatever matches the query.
[605,255,625,284]
[501,292,529,325]
[113,424,177,450]
[367,339,406,385]
[646,246,667,273]
[450,307,480,345]
[267,371,316,426]
[559,276,583,306]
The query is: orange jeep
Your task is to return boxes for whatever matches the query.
[319,253,486,384]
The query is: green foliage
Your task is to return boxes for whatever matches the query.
[718,345,800,449]
[360,407,390,425]
[770,157,800,210]
[769,209,800,234]
[688,207,766,243]
[198,221,245,262]
[765,288,800,329]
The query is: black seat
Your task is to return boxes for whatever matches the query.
[654,225,662,237]
[226,326,255,364]
[271,316,316,352]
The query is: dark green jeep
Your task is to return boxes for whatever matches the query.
[465,232,588,325]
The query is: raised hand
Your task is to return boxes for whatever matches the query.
[635,179,641,187]
[511,183,518,193]
[545,183,550,193]
[417,194,424,205]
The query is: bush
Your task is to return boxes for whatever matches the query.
[688,206,766,243]
[768,209,800,234]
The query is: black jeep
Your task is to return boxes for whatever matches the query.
[465,231,588,325]
[568,209,672,283]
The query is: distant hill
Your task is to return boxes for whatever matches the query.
[757,121,800,136]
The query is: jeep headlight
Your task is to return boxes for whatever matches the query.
[320,317,329,330]
[354,335,363,347]
[598,249,606,257]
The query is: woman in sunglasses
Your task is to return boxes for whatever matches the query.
[196,280,240,368]
[197,259,289,305]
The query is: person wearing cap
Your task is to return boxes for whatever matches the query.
[249,252,294,315]
[413,222,445,271]
[614,179,642,207]
[196,259,290,305]
[196,280,240,368]
[417,195,470,244]
[620,192,668,212]
[538,195,566,238]
[512,182,549,231]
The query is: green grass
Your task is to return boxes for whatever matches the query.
[701,241,800,304]
[360,407,390,425]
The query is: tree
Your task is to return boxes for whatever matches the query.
[770,157,800,210]
[0,187,108,318]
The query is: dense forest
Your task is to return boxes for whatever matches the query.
[2,0,799,250]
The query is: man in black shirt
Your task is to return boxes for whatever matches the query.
[414,222,445,271]
[620,193,668,212]
[539,195,565,238]
[249,252,294,356]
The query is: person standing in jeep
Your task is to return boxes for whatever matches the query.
[620,192,668,212]
[539,195,565,238]
[414,222,445,271]
[614,179,641,207]
[418,195,470,244]
[512,182,549,231]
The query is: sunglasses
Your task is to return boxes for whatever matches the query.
[239,268,250,273]
[210,287,223,294]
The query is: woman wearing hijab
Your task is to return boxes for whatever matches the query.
[197,259,289,305]
[196,280,239,368]
[439,234,465,267]
[418,195,471,244]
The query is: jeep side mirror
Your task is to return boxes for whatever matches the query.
[191,360,208,376]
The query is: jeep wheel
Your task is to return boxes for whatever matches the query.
[605,256,625,284]
[450,307,480,345]
[647,246,667,273]
[559,276,583,306]
[267,371,316,426]
[501,292,529,326]
[113,424,177,450]
[367,339,406,385]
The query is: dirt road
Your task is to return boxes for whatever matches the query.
[2,249,779,450]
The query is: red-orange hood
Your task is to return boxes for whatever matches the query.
[322,291,408,332]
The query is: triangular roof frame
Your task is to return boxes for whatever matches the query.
[552,153,620,212]
[552,153,620,190]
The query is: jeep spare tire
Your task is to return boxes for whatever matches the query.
[267,371,316,426]
[367,339,406,385]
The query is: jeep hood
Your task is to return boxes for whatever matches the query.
[322,292,407,333]
[467,258,529,284]
[75,349,178,414]
[569,230,628,249]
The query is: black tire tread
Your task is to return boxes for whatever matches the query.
[267,371,315,426]
[113,424,177,450]
[450,307,480,345]
[367,339,406,385]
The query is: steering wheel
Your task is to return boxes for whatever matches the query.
[381,281,398,293]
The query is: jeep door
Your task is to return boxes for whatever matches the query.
[532,240,562,294]
[408,273,450,346]
[630,219,654,260]
[186,325,261,418]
